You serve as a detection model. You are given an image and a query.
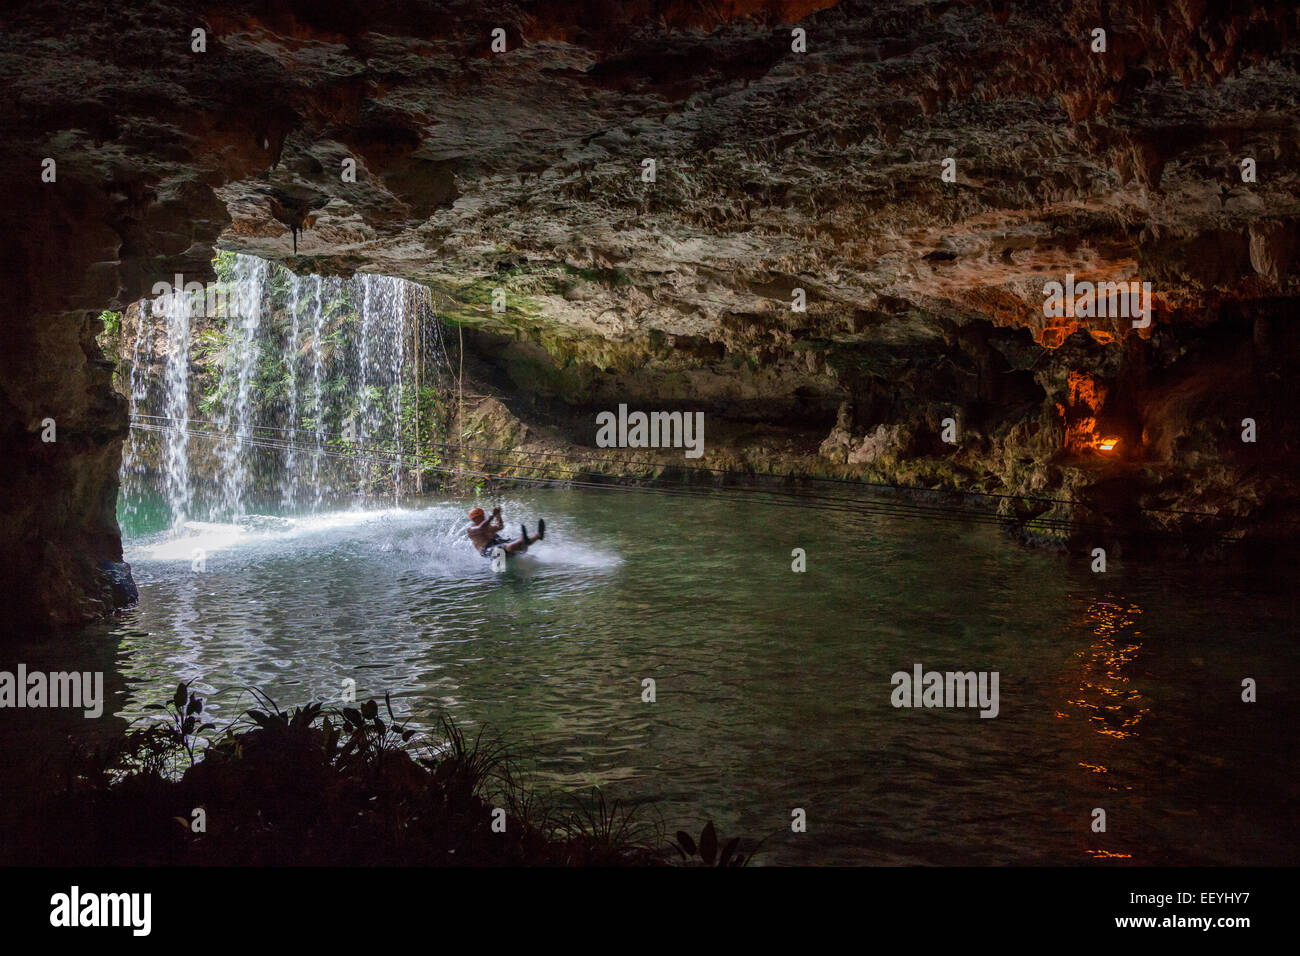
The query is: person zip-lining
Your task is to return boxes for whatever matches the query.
[467,506,543,558]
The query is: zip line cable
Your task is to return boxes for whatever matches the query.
[126,415,1268,540]
[124,425,1228,543]
[127,412,1245,521]
[128,419,1074,532]
[124,415,1252,532]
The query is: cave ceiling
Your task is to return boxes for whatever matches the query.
[4,0,1298,350]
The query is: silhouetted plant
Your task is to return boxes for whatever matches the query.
[336,693,419,773]
[420,713,510,804]
[3,682,685,866]
[134,681,215,772]
[561,789,663,865]
[671,820,748,867]
[245,689,322,740]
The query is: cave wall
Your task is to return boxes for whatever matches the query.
[457,298,1300,554]
[3,181,135,632]
[3,0,1300,632]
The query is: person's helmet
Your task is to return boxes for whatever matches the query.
[468,507,485,521]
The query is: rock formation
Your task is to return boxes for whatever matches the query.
[3,0,1298,631]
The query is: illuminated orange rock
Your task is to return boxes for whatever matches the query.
[1061,371,1108,454]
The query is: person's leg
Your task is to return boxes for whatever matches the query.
[503,523,544,553]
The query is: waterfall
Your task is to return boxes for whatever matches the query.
[308,275,331,509]
[282,273,302,508]
[128,254,445,533]
[391,282,406,505]
[159,288,193,532]
[355,274,407,503]
[119,298,153,521]
[215,254,268,520]
[356,275,374,498]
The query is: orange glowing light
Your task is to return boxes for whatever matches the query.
[1097,437,1119,452]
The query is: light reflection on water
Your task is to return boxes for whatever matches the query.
[1062,598,1150,742]
[40,487,1300,864]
